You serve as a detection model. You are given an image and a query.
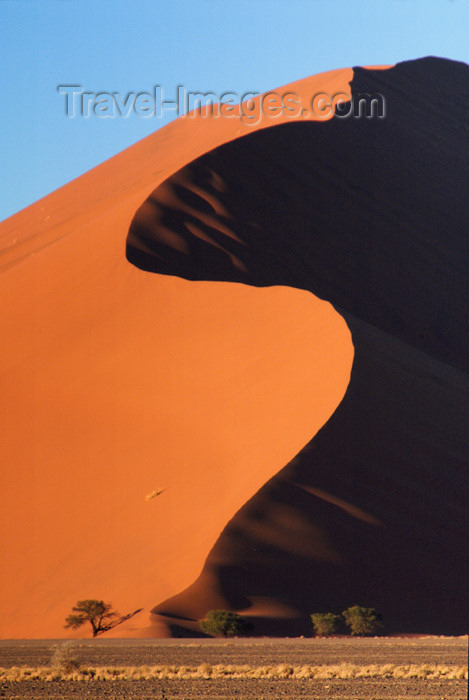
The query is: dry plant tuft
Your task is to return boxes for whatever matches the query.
[0,662,467,682]
[50,642,81,673]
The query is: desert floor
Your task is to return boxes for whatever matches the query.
[0,636,467,699]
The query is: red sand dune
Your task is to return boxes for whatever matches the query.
[1,57,467,639]
[127,57,469,636]
[0,67,356,639]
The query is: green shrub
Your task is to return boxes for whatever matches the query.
[199,610,252,637]
[342,605,383,636]
[310,612,341,637]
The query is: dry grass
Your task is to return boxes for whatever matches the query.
[0,662,467,682]
[49,642,81,673]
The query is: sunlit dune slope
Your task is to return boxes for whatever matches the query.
[0,67,356,638]
[127,57,469,636]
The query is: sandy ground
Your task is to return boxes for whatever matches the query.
[0,637,467,699]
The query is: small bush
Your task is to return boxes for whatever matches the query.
[199,610,252,637]
[342,605,383,636]
[311,612,341,637]
[50,642,81,673]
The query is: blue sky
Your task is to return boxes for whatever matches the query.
[1,0,468,222]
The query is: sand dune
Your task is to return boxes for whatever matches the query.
[0,67,356,638]
[127,57,469,635]
[2,57,467,639]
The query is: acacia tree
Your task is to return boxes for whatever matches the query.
[311,612,341,637]
[342,605,383,636]
[64,600,142,638]
[199,610,252,637]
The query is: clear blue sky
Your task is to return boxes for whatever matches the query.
[1,0,468,222]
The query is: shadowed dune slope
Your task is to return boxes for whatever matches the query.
[0,68,355,638]
[127,57,469,635]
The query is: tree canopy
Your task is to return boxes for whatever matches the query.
[342,605,383,636]
[311,612,341,637]
[199,610,252,637]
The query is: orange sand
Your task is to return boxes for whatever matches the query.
[0,67,356,638]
